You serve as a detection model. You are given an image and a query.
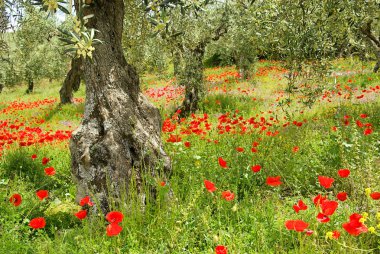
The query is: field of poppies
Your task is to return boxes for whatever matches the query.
[1,58,380,253]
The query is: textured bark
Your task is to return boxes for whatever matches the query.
[237,55,251,80]
[70,0,171,214]
[60,57,82,104]
[176,45,205,118]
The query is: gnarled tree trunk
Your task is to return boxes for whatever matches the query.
[360,20,380,73]
[70,0,171,215]
[176,45,205,118]
[60,57,82,104]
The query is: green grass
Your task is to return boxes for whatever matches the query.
[0,59,379,253]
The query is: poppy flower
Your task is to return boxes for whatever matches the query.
[29,217,46,229]
[292,146,299,153]
[313,194,327,207]
[9,193,22,206]
[266,176,282,187]
[370,192,380,200]
[305,229,313,236]
[221,190,235,201]
[75,210,87,220]
[337,192,347,201]
[42,157,50,165]
[321,200,338,216]
[79,196,94,207]
[318,176,334,189]
[218,157,228,168]
[106,211,124,223]
[342,213,368,236]
[215,245,227,254]
[166,134,182,143]
[160,181,166,187]
[285,220,309,232]
[44,166,56,176]
[293,200,308,213]
[204,180,217,192]
[236,147,244,152]
[317,213,330,223]
[184,141,191,148]
[106,222,123,237]
[36,190,48,201]
[360,114,368,118]
[31,154,37,160]
[364,128,373,135]
[338,169,350,178]
[251,165,261,173]
[332,230,340,239]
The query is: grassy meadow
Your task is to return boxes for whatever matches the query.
[0,58,380,253]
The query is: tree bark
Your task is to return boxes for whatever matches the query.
[176,45,205,118]
[172,50,181,77]
[60,57,82,104]
[70,0,171,215]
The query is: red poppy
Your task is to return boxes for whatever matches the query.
[236,147,244,152]
[336,192,347,201]
[29,217,46,229]
[160,181,166,187]
[221,190,235,201]
[215,245,227,254]
[313,194,327,207]
[9,193,22,206]
[364,128,373,135]
[251,165,261,173]
[106,211,124,223]
[317,213,330,223]
[293,200,308,213]
[31,154,37,160]
[285,220,309,232]
[44,167,56,176]
[75,210,87,220]
[305,229,314,236]
[370,192,380,200]
[266,176,282,187]
[321,200,338,216]
[292,146,299,153]
[342,213,368,236]
[36,190,48,201]
[318,176,334,189]
[166,134,182,143]
[332,230,340,239]
[42,157,50,165]
[204,180,217,192]
[184,141,191,148]
[106,222,123,237]
[79,196,94,207]
[360,114,368,119]
[218,157,228,168]
[337,169,350,178]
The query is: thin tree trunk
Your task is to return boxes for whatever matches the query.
[26,79,33,94]
[176,46,205,118]
[60,57,82,104]
[70,0,171,215]
[172,50,181,77]
[373,50,380,73]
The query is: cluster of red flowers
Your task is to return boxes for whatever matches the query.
[285,168,379,238]
[9,156,55,229]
